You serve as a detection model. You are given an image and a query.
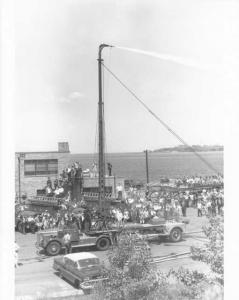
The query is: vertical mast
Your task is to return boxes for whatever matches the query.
[145,149,149,185]
[98,44,112,211]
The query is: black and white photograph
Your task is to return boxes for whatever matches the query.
[1,0,239,299]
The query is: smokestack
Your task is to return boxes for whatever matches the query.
[58,142,70,153]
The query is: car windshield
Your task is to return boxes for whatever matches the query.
[78,258,100,268]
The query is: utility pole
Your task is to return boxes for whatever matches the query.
[145,150,149,199]
[18,156,21,203]
[145,149,149,184]
[98,44,113,211]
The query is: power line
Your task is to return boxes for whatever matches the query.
[102,62,221,176]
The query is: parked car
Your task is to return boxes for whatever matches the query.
[53,252,107,291]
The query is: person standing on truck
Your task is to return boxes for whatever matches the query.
[107,163,112,176]
[63,232,72,254]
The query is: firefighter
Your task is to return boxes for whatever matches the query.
[63,232,72,254]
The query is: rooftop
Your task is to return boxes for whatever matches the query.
[65,252,97,261]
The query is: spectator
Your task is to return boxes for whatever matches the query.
[107,163,112,176]
[63,232,72,254]
[197,201,202,217]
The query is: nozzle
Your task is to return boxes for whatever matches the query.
[99,44,114,58]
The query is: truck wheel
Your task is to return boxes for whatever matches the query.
[74,279,80,289]
[46,241,61,256]
[96,237,110,251]
[30,224,37,234]
[17,222,22,232]
[169,228,182,242]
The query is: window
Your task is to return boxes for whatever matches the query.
[24,159,58,176]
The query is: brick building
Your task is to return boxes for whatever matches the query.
[15,142,124,199]
[15,142,71,198]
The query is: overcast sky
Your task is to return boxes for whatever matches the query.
[14,0,238,153]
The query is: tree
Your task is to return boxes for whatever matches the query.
[93,231,166,300]
[191,215,224,285]
[93,216,224,300]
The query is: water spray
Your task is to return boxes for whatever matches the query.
[114,45,207,70]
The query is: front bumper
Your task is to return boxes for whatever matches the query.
[80,277,108,290]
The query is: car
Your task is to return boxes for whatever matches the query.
[53,252,106,291]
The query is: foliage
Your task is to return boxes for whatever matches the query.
[168,267,207,287]
[93,221,224,300]
[93,232,165,300]
[191,215,224,285]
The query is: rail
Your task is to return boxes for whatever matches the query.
[28,196,60,206]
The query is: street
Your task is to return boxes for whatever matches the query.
[15,208,211,299]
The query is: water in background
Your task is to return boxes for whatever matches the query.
[69,151,223,183]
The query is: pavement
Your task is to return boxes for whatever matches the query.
[15,208,211,299]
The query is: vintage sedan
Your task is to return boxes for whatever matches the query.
[53,252,106,291]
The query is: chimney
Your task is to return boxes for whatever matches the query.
[58,142,70,153]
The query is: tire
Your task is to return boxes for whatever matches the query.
[17,221,22,232]
[30,224,37,234]
[74,279,80,289]
[169,228,182,242]
[46,241,61,256]
[96,237,110,251]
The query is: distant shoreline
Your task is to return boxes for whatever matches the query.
[70,150,224,155]
[153,145,223,153]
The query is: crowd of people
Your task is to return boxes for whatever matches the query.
[16,202,93,234]
[16,172,224,234]
[123,180,224,223]
[44,162,84,201]
[174,174,223,188]
[43,161,114,201]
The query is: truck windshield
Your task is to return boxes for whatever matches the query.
[78,258,100,268]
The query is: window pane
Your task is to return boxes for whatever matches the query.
[36,161,47,171]
[24,161,35,175]
[24,159,58,176]
[25,163,35,172]
[47,160,58,174]
[35,161,47,175]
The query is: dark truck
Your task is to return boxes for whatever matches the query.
[36,226,118,256]
[36,220,186,256]
[53,252,107,291]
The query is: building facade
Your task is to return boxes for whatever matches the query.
[15,142,70,198]
[15,142,125,199]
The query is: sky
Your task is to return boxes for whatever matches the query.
[14,0,239,153]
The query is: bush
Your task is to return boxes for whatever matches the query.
[191,215,224,285]
[93,232,165,300]
[93,219,224,300]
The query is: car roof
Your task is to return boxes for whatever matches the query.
[65,252,98,262]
